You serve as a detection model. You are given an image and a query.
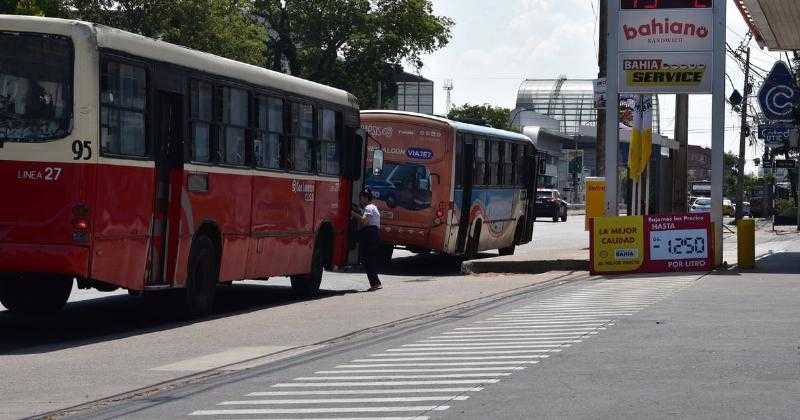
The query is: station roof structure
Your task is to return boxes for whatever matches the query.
[734,0,800,50]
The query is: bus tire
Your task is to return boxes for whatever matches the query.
[184,235,219,318]
[0,275,72,315]
[380,244,394,266]
[291,238,324,297]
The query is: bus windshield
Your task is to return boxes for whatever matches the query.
[0,32,73,142]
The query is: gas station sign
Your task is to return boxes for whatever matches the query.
[591,213,714,274]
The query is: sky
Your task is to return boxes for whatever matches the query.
[418,0,787,174]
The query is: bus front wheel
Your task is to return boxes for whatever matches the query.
[184,235,219,318]
[0,275,72,315]
[291,238,325,297]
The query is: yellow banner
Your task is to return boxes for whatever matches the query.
[585,177,606,231]
[592,216,644,273]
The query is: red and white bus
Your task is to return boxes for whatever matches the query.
[0,16,365,315]
[361,111,539,260]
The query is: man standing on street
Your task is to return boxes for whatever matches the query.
[358,188,383,291]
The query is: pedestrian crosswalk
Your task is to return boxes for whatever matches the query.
[189,277,694,419]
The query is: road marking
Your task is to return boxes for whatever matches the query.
[451,326,603,331]
[191,406,450,415]
[436,331,601,338]
[476,320,608,325]
[419,338,585,343]
[337,362,539,368]
[351,356,549,362]
[389,344,570,350]
[294,373,511,380]
[370,350,561,356]
[272,380,500,387]
[219,396,470,404]
[248,388,484,396]
[318,367,525,373]
[151,346,291,372]
[193,417,430,420]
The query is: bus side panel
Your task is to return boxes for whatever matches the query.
[471,187,522,252]
[248,175,313,278]
[0,160,93,278]
[91,163,155,290]
[186,171,251,282]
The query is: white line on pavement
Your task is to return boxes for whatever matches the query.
[370,350,560,356]
[337,362,539,368]
[248,388,484,396]
[293,373,511,380]
[272,380,499,387]
[219,396,470,405]
[318,367,525,373]
[351,356,549,362]
[191,406,449,415]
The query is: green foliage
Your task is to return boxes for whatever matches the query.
[5,0,267,66]
[447,103,513,130]
[255,0,453,107]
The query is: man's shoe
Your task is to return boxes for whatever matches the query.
[368,284,383,292]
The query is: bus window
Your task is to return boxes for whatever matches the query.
[474,137,485,185]
[503,143,513,186]
[516,145,526,186]
[489,140,500,186]
[454,134,464,188]
[101,61,147,157]
[290,102,314,172]
[0,32,73,142]
[190,80,213,163]
[318,108,339,176]
[220,87,248,166]
[255,95,283,169]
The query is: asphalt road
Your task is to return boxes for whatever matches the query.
[0,217,587,419]
[74,248,800,419]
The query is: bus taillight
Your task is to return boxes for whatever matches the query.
[72,204,90,243]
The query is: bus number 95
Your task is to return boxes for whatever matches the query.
[72,140,92,161]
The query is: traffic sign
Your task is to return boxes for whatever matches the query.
[758,122,796,148]
[774,160,798,169]
[758,62,800,121]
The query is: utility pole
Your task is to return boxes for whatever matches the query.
[596,0,607,178]
[672,94,689,212]
[735,47,751,221]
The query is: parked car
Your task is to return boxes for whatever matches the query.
[535,189,568,222]
[723,198,735,217]
[690,197,711,213]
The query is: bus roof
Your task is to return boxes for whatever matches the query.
[0,15,357,109]
[361,110,534,145]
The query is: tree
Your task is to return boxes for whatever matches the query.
[447,103,513,130]
[255,0,453,107]
[3,0,267,66]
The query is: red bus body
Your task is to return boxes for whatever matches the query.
[0,16,362,303]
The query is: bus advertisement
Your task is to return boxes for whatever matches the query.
[361,111,539,261]
[0,16,365,316]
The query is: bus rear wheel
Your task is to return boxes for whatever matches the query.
[0,275,72,315]
[184,235,219,318]
[291,238,325,297]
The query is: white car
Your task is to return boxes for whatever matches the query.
[690,197,712,213]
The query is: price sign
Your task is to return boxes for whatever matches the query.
[650,229,708,260]
[643,213,713,272]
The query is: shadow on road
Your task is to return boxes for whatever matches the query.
[0,283,358,356]
[748,252,800,274]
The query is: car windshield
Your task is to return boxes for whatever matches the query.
[536,191,553,198]
[0,32,73,142]
[695,198,711,206]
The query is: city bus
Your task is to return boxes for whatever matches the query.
[0,16,364,316]
[361,111,539,261]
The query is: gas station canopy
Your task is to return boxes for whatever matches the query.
[735,0,800,51]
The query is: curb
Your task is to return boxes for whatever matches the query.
[462,258,589,275]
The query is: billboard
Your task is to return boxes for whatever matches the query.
[620,52,712,93]
[619,9,713,51]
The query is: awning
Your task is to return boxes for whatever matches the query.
[735,0,800,51]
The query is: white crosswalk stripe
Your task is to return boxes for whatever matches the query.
[188,277,695,419]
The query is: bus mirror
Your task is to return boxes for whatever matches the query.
[373,149,384,176]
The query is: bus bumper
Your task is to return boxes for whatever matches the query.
[0,243,89,278]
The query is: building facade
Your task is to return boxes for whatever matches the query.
[687,145,712,183]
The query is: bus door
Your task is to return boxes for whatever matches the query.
[522,146,540,243]
[149,90,184,286]
[455,139,475,253]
